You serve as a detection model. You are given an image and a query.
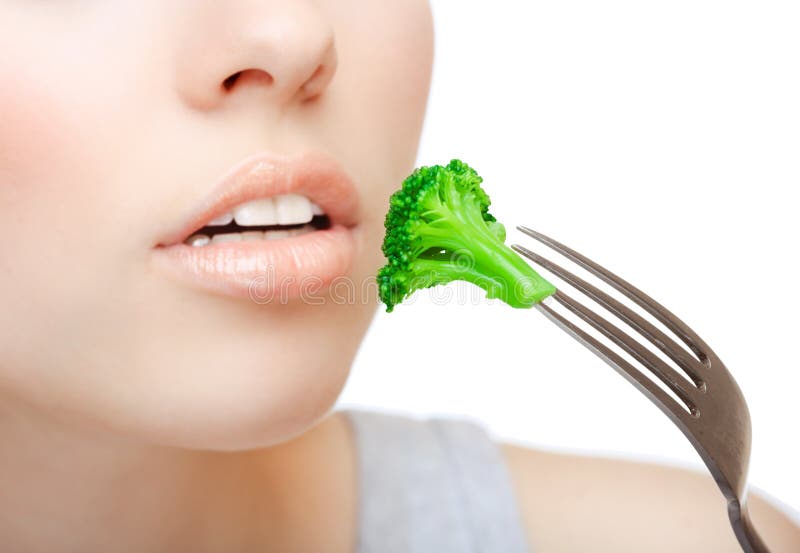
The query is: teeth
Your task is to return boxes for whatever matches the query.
[264,229,291,240]
[210,195,323,229]
[232,194,314,227]
[288,224,315,236]
[264,226,315,239]
[186,234,211,247]
[207,212,234,226]
[211,233,242,244]
[184,225,317,246]
[233,198,277,226]
[275,194,314,225]
[241,231,265,241]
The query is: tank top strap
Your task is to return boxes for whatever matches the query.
[341,408,531,553]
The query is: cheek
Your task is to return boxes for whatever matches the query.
[0,84,77,197]
[0,33,149,262]
[336,0,434,149]
[0,78,79,288]
[326,0,434,268]
[0,62,132,380]
[0,16,150,239]
[0,78,107,291]
[0,56,110,231]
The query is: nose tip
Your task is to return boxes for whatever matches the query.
[176,4,338,110]
[220,36,337,104]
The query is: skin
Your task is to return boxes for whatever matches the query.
[0,1,432,551]
[0,1,797,552]
[502,444,800,552]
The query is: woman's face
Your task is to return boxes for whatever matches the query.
[0,1,433,449]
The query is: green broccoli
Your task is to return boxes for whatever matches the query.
[377,159,557,312]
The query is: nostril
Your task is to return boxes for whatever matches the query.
[222,72,240,91]
[299,64,331,102]
[307,65,325,84]
[221,69,275,92]
[300,44,337,101]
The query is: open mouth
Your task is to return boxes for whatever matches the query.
[152,150,360,301]
[183,193,333,246]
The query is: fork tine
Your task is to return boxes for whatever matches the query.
[516,232,769,552]
[552,289,700,412]
[534,295,698,422]
[511,242,706,389]
[516,226,712,365]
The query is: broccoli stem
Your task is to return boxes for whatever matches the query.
[414,214,556,308]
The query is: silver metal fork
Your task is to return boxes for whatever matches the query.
[511,226,770,553]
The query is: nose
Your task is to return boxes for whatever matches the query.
[175,2,338,110]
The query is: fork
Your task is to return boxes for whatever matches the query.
[510,226,770,553]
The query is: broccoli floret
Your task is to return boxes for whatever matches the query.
[377,159,557,312]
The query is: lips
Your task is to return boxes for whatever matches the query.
[156,151,362,248]
[151,151,362,302]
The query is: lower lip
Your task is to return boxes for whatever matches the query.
[151,225,356,303]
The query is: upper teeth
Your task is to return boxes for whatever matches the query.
[207,195,324,227]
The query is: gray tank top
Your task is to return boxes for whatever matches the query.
[341,408,532,553]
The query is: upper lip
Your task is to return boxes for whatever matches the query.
[156,150,362,247]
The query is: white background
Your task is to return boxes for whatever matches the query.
[337,0,800,515]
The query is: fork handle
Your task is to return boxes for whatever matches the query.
[729,499,771,553]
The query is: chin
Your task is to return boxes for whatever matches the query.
[103,355,351,452]
[69,320,360,452]
[20,273,378,452]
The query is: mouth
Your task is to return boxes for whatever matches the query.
[151,151,361,302]
[182,203,333,247]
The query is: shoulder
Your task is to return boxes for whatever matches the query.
[497,441,800,552]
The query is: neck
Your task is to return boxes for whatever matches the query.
[0,395,356,553]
